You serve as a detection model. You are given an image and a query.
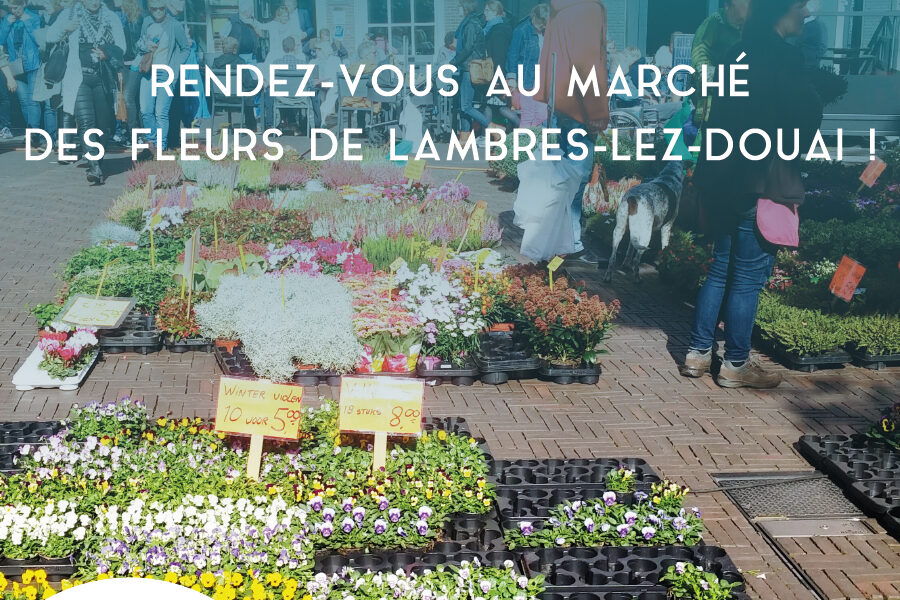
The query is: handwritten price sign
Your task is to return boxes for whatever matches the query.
[58,294,135,329]
[215,376,303,440]
[339,377,424,436]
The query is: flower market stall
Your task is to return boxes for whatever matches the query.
[23,150,621,387]
[0,397,748,600]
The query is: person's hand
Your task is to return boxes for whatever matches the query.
[5,76,16,93]
[64,19,78,32]
[585,119,608,135]
[299,30,307,40]
[506,77,516,89]
[92,47,107,61]
[147,41,158,52]
[7,13,17,23]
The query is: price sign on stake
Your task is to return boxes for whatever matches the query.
[829,256,866,303]
[547,256,564,290]
[339,376,424,471]
[456,200,489,253]
[215,376,303,479]
[859,158,886,188]
[58,294,135,329]
[404,159,426,181]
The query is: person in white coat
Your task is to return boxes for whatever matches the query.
[48,0,125,183]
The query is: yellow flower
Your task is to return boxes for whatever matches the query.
[100,437,111,446]
[283,579,298,591]
[426,490,433,499]
[410,496,418,505]
[325,488,336,497]
[165,572,179,584]
[42,586,56,599]
[210,443,218,452]
[218,432,226,439]
[22,571,34,585]
[483,499,492,506]
[180,418,189,427]
[265,573,283,588]
[60,581,73,591]
[24,585,37,600]
[157,418,167,427]
[201,572,217,588]
[437,430,447,441]
[464,490,473,498]
[0,573,7,591]
[180,574,197,587]
[231,573,244,587]
[189,427,198,434]
[251,581,266,600]
[97,573,111,581]
[145,432,154,441]
[282,590,296,600]
[33,571,47,586]
[192,585,204,593]
[442,489,452,497]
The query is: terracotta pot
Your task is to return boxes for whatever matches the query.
[216,339,239,354]
[488,323,514,332]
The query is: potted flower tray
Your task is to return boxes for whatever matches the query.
[849,349,900,371]
[0,554,75,580]
[165,335,214,353]
[417,359,480,386]
[12,347,98,392]
[538,361,601,385]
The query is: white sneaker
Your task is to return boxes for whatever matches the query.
[0,127,13,140]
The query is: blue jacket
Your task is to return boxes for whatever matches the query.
[505,18,541,90]
[0,9,43,73]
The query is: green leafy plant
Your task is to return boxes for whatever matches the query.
[65,263,176,312]
[604,466,636,493]
[756,293,848,356]
[800,217,900,270]
[29,303,62,329]
[846,314,900,356]
[657,228,714,298]
[237,160,273,190]
[362,236,434,272]
[155,291,213,340]
[661,562,741,600]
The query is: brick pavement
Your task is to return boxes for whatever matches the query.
[1,142,899,599]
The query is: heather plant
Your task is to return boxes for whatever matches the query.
[237,159,272,190]
[193,187,233,211]
[319,160,367,188]
[846,314,900,356]
[195,160,238,189]
[270,161,314,188]
[107,189,152,223]
[125,160,183,190]
[231,192,274,211]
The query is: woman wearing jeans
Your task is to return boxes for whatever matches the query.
[682,0,821,389]
[0,0,57,143]
[137,0,189,150]
[450,0,490,142]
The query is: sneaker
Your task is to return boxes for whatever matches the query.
[717,357,782,389]
[0,127,12,139]
[679,349,715,378]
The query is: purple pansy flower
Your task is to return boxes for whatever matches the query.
[624,511,638,525]
[583,518,595,533]
[341,517,355,533]
[322,507,336,522]
[308,496,324,511]
[352,506,366,523]
[416,519,429,535]
[418,506,433,520]
[374,519,387,534]
[641,526,656,540]
[388,508,401,523]
[319,522,333,537]
[603,491,617,506]
[342,498,354,513]
[616,524,630,538]
[519,522,534,535]
[378,496,390,511]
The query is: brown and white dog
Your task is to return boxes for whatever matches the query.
[602,161,685,283]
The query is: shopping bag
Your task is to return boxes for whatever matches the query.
[514,159,579,261]
[664,99,697,163]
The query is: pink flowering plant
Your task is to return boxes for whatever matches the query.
[265,239,374,277]
[37,327,98,379]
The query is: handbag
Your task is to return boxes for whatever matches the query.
[756,198,799,247]
[44,40,69,84]
[468,56,494,85]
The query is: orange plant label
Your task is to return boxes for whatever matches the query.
[859,158,886,188]
[829,256,866,302]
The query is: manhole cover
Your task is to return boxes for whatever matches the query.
[759,518,871,538]
[715,472,863,519]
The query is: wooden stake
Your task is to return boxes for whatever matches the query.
[213,218,219,253]
[149,229,155,269]
[372,431,387,473]
[247,433,264,480]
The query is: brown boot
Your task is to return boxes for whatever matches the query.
[679,349,714,378]
[716,357,782,389]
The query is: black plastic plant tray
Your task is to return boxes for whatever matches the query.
[165,335,214,353]
[214,344,256,378]
[314,549,524,575]
[540,589,751,600]
[475,331,542,379]
[878,506,900,540]
[99,311,162,355]
[417,361,480,386]
[442,510,505,552]
[292,369,342,387]
[772,346,851,373]
[797,434,900,485]
[422,417,471,437]
[488,459,660,488]
[538,363,601,386]
[850,350,900,371]
[0,555,75,581]
[0,421,62,445]
[520,546,743,592]
[496,487,644,522]
[846,480,900,515]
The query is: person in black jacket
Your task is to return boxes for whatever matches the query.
[482,0,518,128]
[450,0,489,141]
[681,0,822,389]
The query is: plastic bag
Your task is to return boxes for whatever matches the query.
[513,159,579,261]
[399,102,424,150]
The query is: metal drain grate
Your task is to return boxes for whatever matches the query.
[715,472,863,519]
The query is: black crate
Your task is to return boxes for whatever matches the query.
[417,361,480,386]
[99,311,162,355]
[488,459,660,488]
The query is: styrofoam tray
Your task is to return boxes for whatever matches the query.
[11,347,98,391]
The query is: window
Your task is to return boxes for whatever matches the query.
[367,0,435,58]
[183,0,208,53]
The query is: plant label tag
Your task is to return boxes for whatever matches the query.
[468,201,487,227]
[829,255,866,302]
[859,158,886,188]
[339,376,424,436]
[390,257,406,272]
[404,159,426,181]
[57,294,136,329]
[215,376,303,440]
[435,242,449,270]
[547,256,564,272]
[150,213,163,229]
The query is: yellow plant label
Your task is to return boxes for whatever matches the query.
[339,377,424,436]
[215,376,303,440]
